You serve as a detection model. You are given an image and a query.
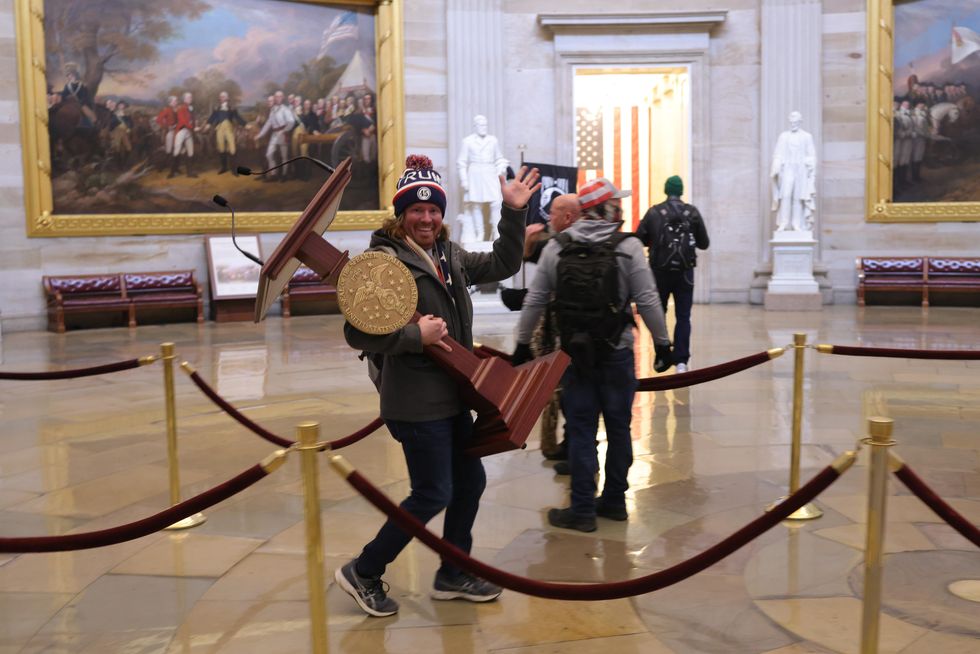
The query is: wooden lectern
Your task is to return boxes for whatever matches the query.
[255,158,569,457]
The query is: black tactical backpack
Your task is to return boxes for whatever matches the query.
[653,202,697,271]
[553,231,635,370]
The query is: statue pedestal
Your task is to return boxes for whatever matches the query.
[765,230,822,311]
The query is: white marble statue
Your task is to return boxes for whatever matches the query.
[770,111,817,232]
[457,115,509,242]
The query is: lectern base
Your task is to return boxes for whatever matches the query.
[464,350,570,457]
[212,298,257,322]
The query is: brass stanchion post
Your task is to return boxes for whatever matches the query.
[860,417,894,654]
[161,342,205,530]
[768,333,822,519]
[299,422,328,654]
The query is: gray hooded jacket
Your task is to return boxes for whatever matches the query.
[516,218,670,348]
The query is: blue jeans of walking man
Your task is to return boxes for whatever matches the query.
[560,347,638,517]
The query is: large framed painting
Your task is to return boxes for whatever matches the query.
[867,0,980,221]
[15,0,404,237]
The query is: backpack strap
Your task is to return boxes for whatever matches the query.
[607,231,637,249]
[604,232,638,324]
[663,200,694,221]
[554,231,573,251]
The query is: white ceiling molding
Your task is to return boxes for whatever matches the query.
[539,12,728,32]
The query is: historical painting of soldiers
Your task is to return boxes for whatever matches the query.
[892,0,980,203]
[44,0,379,216]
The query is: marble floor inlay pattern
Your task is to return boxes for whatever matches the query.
[0,305,977,653]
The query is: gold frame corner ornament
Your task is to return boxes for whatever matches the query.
[866,0,980,223]
[15,0,403,237]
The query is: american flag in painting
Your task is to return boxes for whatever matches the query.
[318,11,359,59]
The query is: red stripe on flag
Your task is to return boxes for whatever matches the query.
[613,108,622,191]
[631,106,640,231]
[577,168,586,189]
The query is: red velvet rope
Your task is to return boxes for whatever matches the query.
[0,464,268,553]
[0,358,144,381]
[477,345,775,392]
[893,464,980,548]
[341,464,840,600]
[186,370,383,450]
[322,418,385,451]
[187,370,293,447]
[822,345,980,360]
[637,351,773,392]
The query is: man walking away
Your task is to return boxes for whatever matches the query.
[636,175,709,374]
[512,178,672,532]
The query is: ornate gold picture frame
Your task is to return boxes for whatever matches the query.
[15,0,403,237]
[866,0,980,222]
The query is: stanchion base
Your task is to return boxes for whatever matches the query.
[165,512,207,530]
[766,497,823,521]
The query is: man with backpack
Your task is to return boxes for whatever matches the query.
[511,178,673,532]
[636,175,710,373]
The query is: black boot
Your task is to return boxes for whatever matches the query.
[168,156,179,179]
[231,156,239,176]
[218,153,228,175]
[185,156,197,178]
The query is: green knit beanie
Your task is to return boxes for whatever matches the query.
[664,175,683,197]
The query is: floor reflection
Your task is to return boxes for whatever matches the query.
[0,305,977,653]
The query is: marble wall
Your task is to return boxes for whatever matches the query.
[1,0,978,331]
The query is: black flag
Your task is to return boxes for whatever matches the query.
[523,161,578,225]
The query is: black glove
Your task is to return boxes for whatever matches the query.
[511,343,533,366]
[654,342,673,373]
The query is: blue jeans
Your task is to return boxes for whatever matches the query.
[654,268,695,364]
[559,347,637,517]
[356,412,486,578]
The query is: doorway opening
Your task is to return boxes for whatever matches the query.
[573,67,691,230]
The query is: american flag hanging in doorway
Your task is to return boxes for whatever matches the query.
[575,105,649,231]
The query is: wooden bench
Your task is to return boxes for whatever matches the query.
[123,270,204,326]
[925,257,980,306]
[43,274,131,333]
[281,266,338,317]
[43,271,205,332]
[857,256,980,307]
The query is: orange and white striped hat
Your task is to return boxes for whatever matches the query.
[577,177,631,210]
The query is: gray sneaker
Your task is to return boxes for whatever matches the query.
[431,570,502,602]
[335,560,399,617]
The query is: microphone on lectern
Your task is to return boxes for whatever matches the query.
[236,155,335,177]
[212,195,264,266]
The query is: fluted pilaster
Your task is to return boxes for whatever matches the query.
[446,0,505,221]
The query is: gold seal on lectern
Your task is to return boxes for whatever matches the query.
[337,251,418,334]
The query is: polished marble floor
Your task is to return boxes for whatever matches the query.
[0,305,978,653]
